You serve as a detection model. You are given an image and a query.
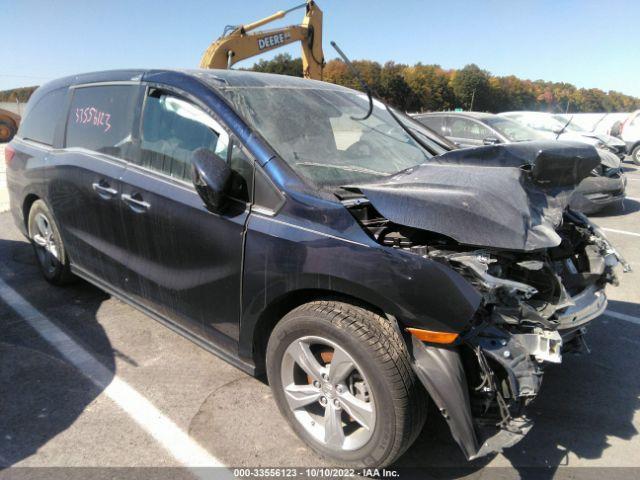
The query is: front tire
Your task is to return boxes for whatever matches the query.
[27,200,74,285]
[266,301,427,467]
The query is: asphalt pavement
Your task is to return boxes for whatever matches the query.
[1,150,639,479]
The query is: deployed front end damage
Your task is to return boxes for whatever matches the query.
[339,141,630,459]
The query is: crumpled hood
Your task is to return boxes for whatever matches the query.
[346,141,600,251]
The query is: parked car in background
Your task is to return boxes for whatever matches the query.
[573,112,630,137]
[6,69,628,467]
[0,107,21,142]
[412,111,546,148]
[413,111,626,214]
[619,110,640,165]
[500,111,626,159]
[553,114,627,159]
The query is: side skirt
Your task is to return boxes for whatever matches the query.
[70,264,257,376]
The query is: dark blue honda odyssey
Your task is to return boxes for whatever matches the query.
[6,69,627,466]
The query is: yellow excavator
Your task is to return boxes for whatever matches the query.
[199,1,325,80]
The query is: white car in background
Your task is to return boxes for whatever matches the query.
[500,111,627,159]
[553,114,628,159]
[619,110,640,165]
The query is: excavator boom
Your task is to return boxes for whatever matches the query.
[199,1,324,80]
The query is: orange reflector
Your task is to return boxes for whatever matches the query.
[406,328,459,344]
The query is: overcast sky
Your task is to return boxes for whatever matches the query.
[2,0,639,96]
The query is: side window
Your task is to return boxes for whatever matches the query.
[449,118,491,140]
[66,85,138,160]
[417,116,445,134]
[138,88,229,181]
[19,88,67,146]
[228,142,254,202]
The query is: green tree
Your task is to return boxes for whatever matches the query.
[450,64,492,111]
[251,53,303,77]
[378,62,420,111]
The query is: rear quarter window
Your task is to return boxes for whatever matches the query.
[65,85,139,160]
[18,88,68,146]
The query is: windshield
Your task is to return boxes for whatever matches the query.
[483,117,547,142]
[218,86,443,189]
[511,114,566,133]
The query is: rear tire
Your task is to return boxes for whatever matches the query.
[27,200,74,285]
[631,145,640,166]
[266,300,427,467]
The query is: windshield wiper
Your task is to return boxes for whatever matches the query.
[330,41,373,121]
[331,40,439,156]
[556,115,574,139]
[384,106,440,156]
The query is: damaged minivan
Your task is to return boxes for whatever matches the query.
[6,69,629,467]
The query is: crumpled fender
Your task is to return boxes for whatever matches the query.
[410,336,533,460]
[409,337,479,458]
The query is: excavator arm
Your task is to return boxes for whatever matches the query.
[199,1,324,80]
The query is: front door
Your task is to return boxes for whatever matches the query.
[118,86,252,347]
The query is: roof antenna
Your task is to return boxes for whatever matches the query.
[330,41,373,120]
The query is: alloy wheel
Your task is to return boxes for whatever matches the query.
[31,212,61,275]
[280,335,376,452]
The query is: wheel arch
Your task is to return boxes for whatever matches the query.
[22,193,41,230]
[249,288,398,376]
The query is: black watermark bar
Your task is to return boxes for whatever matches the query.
[2,468,640,480]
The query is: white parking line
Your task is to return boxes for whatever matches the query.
[626,197,640,202]
[602,228,640,238]
[0,276,225,470]
[605,310,640,326]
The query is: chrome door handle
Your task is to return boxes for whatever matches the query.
[121,193,151,211]
[92,182,118,197]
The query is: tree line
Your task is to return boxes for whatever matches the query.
[3,55,639,114]
[252,54,640,113]
[0,86,37,103]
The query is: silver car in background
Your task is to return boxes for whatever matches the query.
[414,111,626,214]
[500,111,627,159]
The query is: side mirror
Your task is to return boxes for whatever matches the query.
[192,148,231,213]
[482,137,500,145]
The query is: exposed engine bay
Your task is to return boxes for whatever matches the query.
[337,141,631,459]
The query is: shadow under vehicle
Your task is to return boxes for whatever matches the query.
[0,234,114,467]
[5,69,631,467]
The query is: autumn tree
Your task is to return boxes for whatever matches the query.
[450,64,492,111]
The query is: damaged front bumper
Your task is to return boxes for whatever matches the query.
[407,216,629,460]
[409,290,601,461]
